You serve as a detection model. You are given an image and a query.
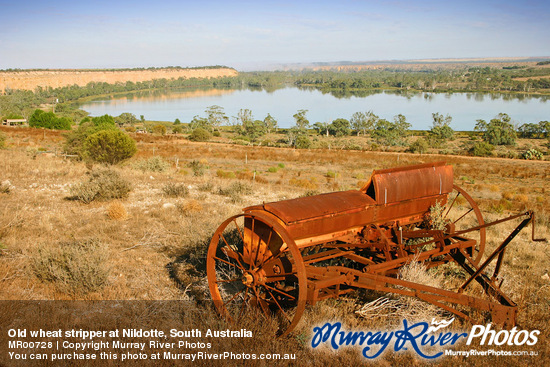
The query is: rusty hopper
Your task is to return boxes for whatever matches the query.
[207,162,545,336]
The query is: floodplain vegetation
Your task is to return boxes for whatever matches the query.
[0,125,549,366]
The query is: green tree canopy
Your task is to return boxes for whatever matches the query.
[328,118,351,137]
[263,113,278,134]
[475,113,516,145]
[205,105,228,132]
[29,109,72,130]
[373,114,411,146]
[429,112,454,143]
[115,112,138,126]
[293,109,310,132]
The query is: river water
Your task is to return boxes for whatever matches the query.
[79,87,549,130]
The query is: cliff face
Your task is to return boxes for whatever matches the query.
[0,67,238,94]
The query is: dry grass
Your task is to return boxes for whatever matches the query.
[0,127,549,365]
[107,200,128,221]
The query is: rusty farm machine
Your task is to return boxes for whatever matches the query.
[206,162,545,336]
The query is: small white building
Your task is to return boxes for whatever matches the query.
[2,119,27,126]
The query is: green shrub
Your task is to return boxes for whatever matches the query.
[470,141,494,157]
[267,167,278,173]
[295,135,312,149]
[162,183,189,197]
[153,124,167,135]
[84,129,137,164]
[216,169,236,179]
[189,127,211,142]
[69,169,131,203]
[63,119,118,158]
[32,239,110,295]
[408,138,429,154]
[132,156,170,172]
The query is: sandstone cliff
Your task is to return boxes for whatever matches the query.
[0,67,238,94]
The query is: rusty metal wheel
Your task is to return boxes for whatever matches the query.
[207,212,307,337]
[444,184,486,266]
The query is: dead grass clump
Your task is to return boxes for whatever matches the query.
[177,200,203,216]
[107,201,128,221]
[236,170,254,180]
[289,177,319,190]
[68,169,131,203]
[132,156,171,172]
[502,191,515,200]
[489,184,500,192]
[162,182,189,198]
[516,194,529,204]
[32,239,110,295]
[357,260,445,324]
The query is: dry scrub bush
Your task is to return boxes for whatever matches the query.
[162,182,189,198]
[217,181,253,203]
[107,201,128,221]
[68,169,131,203]
[216,169,236,179]
[32,239,110,295]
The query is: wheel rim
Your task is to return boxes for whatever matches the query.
[207,212,307,337]
[443,184,486,266]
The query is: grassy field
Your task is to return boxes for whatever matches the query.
[1,126,549,365]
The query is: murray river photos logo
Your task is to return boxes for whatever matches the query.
[310,318,540,359]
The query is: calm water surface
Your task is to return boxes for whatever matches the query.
[79,87,549,130]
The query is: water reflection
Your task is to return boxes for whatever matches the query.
[79,87,549,130]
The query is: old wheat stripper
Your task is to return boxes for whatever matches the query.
[207,162,544,336]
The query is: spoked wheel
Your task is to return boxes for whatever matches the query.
[443,184,486,266]
[207,212,307,337]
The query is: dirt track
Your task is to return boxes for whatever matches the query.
[0,67,238,94]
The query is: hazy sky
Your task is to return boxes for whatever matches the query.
[1,0,548,70]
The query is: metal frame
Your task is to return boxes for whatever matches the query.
[206,162,546,336]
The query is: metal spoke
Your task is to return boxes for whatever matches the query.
[249,218,256,270]
[214,255,243,270]
[262,283,296,300]
[444,192,460,218]
[220,235,246,270]
[216,278,241,284]
[264,272,297,278]
[232,219,245,242]
[265,288,291,323]
[225,288,246,305]
[453,208,474,225]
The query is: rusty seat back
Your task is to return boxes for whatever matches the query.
[361,161,453,205]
